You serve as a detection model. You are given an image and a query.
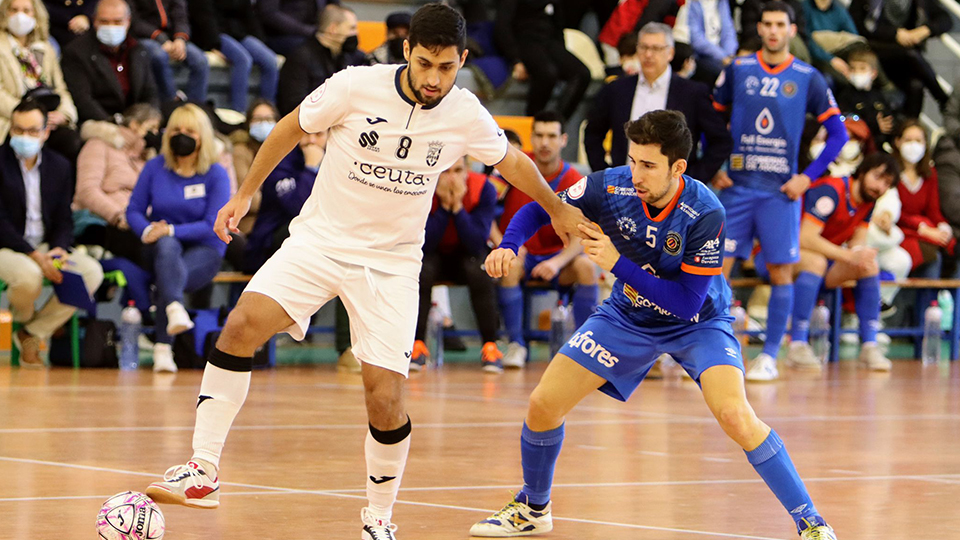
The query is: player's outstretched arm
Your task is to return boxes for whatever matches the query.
[494,145,589,246]
[214,106,306,243]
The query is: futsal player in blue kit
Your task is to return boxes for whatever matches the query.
[712,1,848,381]
[470,110,838,540]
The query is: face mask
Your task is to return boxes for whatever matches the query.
[7,12,36,37]
[341,34,359,54]
[169,133,197,156]
[10,134,41,159]
[622,58,641,76]
[143,130,162,151]
[809,141,825,160]
[97,24,127,47]
[900,141,926,165]
[849,72,873,91]
[840,140,861,161]
[387,37,405,60]
[249,121,275,142]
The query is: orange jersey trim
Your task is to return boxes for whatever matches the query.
[817,107,840,123]
[642,176,685,223]
[681,263,722,276]
[757,51,794,75]
[803,214,825,226]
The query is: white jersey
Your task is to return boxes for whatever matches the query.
[292,63,509,277]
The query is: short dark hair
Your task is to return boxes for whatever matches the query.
[847,48,878,70]
[760,1,795,24]
[855,152,901,187]
[503,129,522,147]
[532,110,566,134]
[624,110,692,166]
[408,3,466,55]
[12,98,48,127]
[617,32,638,57]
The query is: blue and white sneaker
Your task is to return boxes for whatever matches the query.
[469,493,552,537]
[361,507,397,540]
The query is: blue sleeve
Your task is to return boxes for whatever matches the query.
[501,172,604,253]
[559,172,603,222]
[173,165,231,242]
[805,70,840,120]
[126,160,154,236]
[423,207,451,253]
[500,202,550,254]
[712,63,734,110]
[688,2,728,64]
[611,259,713,320]
[681,209,726,274]
[453,181,497,256]
[802,114,847,180]
[803,183,841,223]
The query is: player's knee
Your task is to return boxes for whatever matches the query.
[714,401,757,442]
[527,389,562,427]
[799,253,827,276]
[219,305,260,349]
[571,255,597,284]
[766,264,793,285]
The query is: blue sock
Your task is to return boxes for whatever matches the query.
[790,272,823,343]
[519,422,564,506]
[764,284,794,357]
[498,286,525,346]
[572,285,599,327]
[855,275,881,344]
[745,430,825,533]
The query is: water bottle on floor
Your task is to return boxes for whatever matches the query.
[119,301,141,371]
[922,300,943,366]
[730,300,747,347]
[549,300,568,358]
[427,302,444,368]
[810,300,831,364]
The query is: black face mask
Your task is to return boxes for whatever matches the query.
[144,130,162,151]
[170,133,197,156]
[341,34,359,54]
[387,37,405,61]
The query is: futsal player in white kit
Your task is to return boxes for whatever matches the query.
[143,4,586,539]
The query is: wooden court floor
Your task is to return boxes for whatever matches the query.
[1,360,958,539]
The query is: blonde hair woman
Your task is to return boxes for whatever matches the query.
[126,104,231,372]
[0,0,78,155]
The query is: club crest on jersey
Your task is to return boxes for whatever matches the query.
[782,81,798,98]
[664,231,682,255]
[308,83,326,103]
[566,178,587,200]
[755,108,775,135]
[617,216,637,240]
[745,76,760,96]
[426,141,444,167]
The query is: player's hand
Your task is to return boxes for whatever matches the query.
[547,202,589,247]
[780,173,811,201]
[578,223,619,272]
[849,245,878,274]
[877,113,894,134]
[485,247,517,278]
[215,195,252,243]
[530,257,562,281]
[712,170,733,190]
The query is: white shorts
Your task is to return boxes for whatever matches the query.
[244,235,419,376]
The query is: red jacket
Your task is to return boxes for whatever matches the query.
[897,168,946,239]
[500,160,582,256]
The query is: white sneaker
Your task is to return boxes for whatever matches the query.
[785,343,823,372]
[502,342,528,369]
[152,343,178,373]
[470,495,552,537]
[859,344,892,371]
[166,301,194,336]
[361,507,398,540]
[800,524,837,540]
[876,332,891,346]
[745,353,779,381]
[146,460,219,508]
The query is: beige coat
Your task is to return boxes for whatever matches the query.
[0,31,77,141]
[74,122,148,224]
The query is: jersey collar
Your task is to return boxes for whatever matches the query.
[394,66,441,110]
[642,176,685,222]
[756,51,794,75]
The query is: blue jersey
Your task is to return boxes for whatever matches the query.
[562,167,731,327]
[713,52,840,193]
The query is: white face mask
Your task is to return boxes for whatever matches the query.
[809,141,826,160]
[900,141,926,165]
[849,72,873,91]
[7,12,36,37]
[840,140,861,161]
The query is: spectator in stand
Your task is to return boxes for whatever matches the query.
[43,0,93,48]
[411,156,503,373]
[802,0,867,85]
[495,0,590,119]
[935,99,960,278]
[276,4,366,116]
[230,99,278,235]
[129,0,208,103]
[808,116,876,178]
[74,103,161,263]
[371,11,410,65]
[585,23,731,180]
[496,111,597,369]
[867,183,911,312]
[671,41,697,79]
[242,129,325,274]
[563,0,618,32]
[126,103,230,373]
[835,48,894,146]
[740,0,811,62]
[0,0,80,159]
[849,0,951,118]
[186,0,278,113]
[676,0,738,86]
[597,0,681,66]
[61,0,158,124]
[893,119,955,276]
[0,100,103,368]
[258,0,338,57]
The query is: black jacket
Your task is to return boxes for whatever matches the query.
[188,0,267,51]
[129,0,191,43]
[61,32,158,123]
[43,0,96,48]
[0,145,74,253]
[494,0,566,63]
[850,0,952,43]
[259,0,338,39]
[584,73,733,181]
[277,39,368,115]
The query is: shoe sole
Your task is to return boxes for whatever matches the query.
[469,523,553,537]
[481,364,504,374]
[146,484,219,509]
[859,361,892,372]
[786,362,823,372]
[745,373,779,382]
[166,321,194,336]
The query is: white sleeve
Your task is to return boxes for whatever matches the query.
[298,69,351,134]
[465,101,509,167]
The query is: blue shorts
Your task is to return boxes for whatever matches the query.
[559,303,744,402]
[524,252,562,287]
[719,185,800,265]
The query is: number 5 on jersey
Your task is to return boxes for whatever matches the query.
[646,225,657,248]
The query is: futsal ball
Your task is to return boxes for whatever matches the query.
[96,491,165,540]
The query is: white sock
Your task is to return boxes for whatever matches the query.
[365,419,412,521]
[192,363,251,471]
